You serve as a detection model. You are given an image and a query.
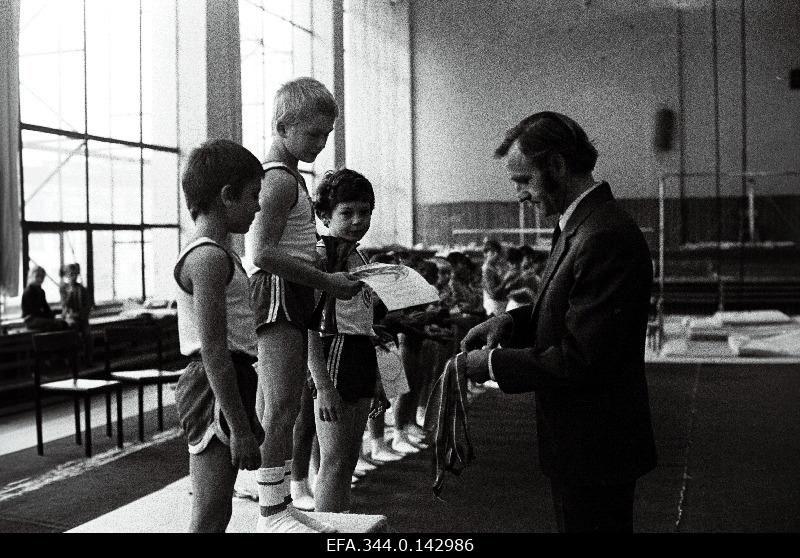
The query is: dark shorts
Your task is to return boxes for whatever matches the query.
[315,334,378,403]
[249,270,316,331]
[175,351,265,454]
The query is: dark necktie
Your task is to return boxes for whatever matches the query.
[550,223,562,255]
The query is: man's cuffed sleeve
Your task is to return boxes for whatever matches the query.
[487,348,497,381]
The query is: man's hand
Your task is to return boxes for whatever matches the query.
[462,349,491,384]
[327,272,363,300]
[317,387,343,422]
[460,313,513,352]
[229,431,261,471]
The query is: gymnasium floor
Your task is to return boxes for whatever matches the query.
[0,359,798,533]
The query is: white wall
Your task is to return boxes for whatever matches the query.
[411,0,800,203]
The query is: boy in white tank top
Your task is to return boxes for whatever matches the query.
[173,139,264,532]
[243,78,361,533]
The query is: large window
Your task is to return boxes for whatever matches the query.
[13,0,180,313]
[239,0,316,187]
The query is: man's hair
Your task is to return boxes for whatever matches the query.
[273,77,339,132]
[494,111,598,174]
[181,139,263,221]
[314,168,375,220]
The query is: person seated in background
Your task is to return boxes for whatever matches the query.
[520,244,547,282]
[431,257,453,302]
[447,251,484,319]
[363,251,408,463]
[381,255,439,454]
[60,263,94,362]
[502,245,541,311]
[498,246,523,298]
[481,239,507,316]
[21,266,68,332]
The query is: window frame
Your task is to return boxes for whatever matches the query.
[16,0,181,312]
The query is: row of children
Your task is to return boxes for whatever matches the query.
[174,77,465,534]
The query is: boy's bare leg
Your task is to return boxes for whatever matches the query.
[314,397,371,512]
[189,437,237,533]
[256,321,334,532]
[258,321,306,467]
[291,382,317,510]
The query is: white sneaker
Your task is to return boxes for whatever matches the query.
[290,479,314,511]
[288,505,336,533]
[355,456,377,473]
[256,510,321,533]
[392,437,421,455]
[370,442,405,462]
[233,469,259,502]
[404,423,428,440]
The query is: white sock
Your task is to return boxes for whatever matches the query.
[233,469,258,500]
[283,459,293,503]
[256,466,285,513]
[274,459,334,531]
[254,466,332,533]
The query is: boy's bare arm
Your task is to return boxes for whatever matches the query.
[184,246,260,470]
[307,332,342,422]
[252,172,360,299]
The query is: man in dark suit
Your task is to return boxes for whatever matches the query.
[461,112,657,532]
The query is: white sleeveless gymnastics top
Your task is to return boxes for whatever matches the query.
[244,161,317,274]
[174,237,258,357]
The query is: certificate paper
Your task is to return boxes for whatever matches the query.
[349,263,440,311]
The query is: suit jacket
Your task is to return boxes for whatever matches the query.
[490,182,657,486]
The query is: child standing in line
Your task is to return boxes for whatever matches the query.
[173,139,265,532]
[308,168,387,512]
[244,77,361,533]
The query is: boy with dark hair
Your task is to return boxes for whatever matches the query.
[173,139,265,532]
[307,168,385,512]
